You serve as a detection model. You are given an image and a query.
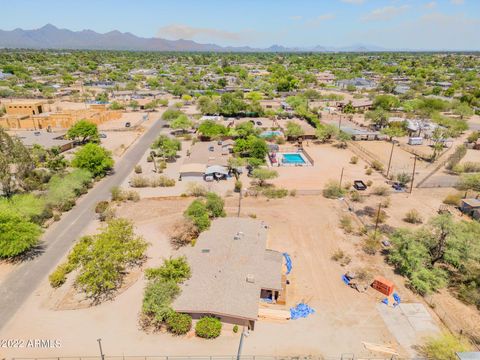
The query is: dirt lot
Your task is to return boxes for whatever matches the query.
[0,193,449,359]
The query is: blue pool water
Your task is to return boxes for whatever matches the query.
[282,153,306,164]
[260,130,283,138]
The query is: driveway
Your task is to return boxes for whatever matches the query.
[0,117,165,330]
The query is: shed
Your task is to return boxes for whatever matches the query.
[460,198,480,218]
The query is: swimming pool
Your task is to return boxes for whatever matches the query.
[282,153,306,164]
[260,130,283,138]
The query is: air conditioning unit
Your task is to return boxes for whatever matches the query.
[246,274,255,283]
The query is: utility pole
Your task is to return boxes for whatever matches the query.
[97,338,105,360]
[374,203,382,235]
[386,140,395,178]
[338,114,342,130]
[150,151,157,173]
[409,155,417,194]
[236,327,246,360]
[339,167,344,189]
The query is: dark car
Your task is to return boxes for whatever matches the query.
[125,122,131,128]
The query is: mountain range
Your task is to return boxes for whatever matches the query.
[0,24,386,52]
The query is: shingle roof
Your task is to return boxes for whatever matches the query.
[173,218,283,321]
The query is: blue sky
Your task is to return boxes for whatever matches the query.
[2,0,479,50]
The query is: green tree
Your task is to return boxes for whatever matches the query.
[170,114,193,132]
[184,199,211,231]
[373,95,400,111]
[66,120,99,143]
[71,143,114,177]
[252,168,278,187]
[0,208,42,258]
[315,124,339,142]
[129,100,139,111]
[205,192,226,218]
[285,121,305,139]
[197,120,228,139]
[151,135,181,160]
[365,109,389,128]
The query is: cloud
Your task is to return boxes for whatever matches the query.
[361,5,409,21]
[451,0,464,4]
[424,1,437,9]
[340,0,365,4]
[157,24,255,43]
[290,15,303,20]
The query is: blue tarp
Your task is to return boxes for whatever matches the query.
[342,275,350,285]
[393,292,401,303]
[283,252,292,275]
[290,303,315,320]
[382,298,389,305]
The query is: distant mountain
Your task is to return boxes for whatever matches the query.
[0,24,387,52]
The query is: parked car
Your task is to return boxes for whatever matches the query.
[208,146,214,152]
[256,121,263,126]
[125,122,131,128]
[99,133,107,138]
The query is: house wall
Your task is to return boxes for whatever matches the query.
[5,102,44,116]
[188,312,254,329]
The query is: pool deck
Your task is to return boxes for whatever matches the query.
[268,150,313,167]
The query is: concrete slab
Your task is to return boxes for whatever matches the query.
[377,303,439,357]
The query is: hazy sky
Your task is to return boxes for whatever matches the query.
[2,0,479,50]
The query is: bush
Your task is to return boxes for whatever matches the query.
[130,175,150,188]
[372,185,389,196]
[233,325,239,333]
[263,188,288,198]
[142,280,180,324]
[184,200,211,231]
[166,312,192,335]
[420,333,471,360]
[186,182,207,197]
[151,176,176,187]
[349,190,362,202]
[46,169,92,210]
[371,160,384,171]
[350,156,358,164]
[323,180,346,199]
[135,165,143,174]
[195,317,222,339]
[0,209,43,258]
[49,262,74,288]
[339,215,354,233]
[71,143,114,178]
[110,186,122,201]
[396,172,411,186]
[404,209,423,224]
[145,257,191,283]
[234,180,242,192]
[362,232,381,255]
[331,249,345,261]
[95,201,109,214]
[169,218,199,249]
[365,168,373,175]
[380,197,391,208]
[205,192,226,217]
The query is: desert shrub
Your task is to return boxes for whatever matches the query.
[372,185,389,196]
[166,312,192,335]
[98,205,116,222]
[323,180,346,199]
[350,156,358,164]
[420,333,471,360]
[396,172,412,186]
[49,262,75,288]
[186,182,207,197]
[233,325,239,333]
[169,218,199,249]
[453,162,480,174]
[205,192,226,217]
[339,215,354,233]
[371,160,384,171]
[366,180,373,186]
[343,181,352,190]
[51,219,148,299]
[125,190,140,201]
[134,165,143,174]
[0,194,47,224]
[0,209,43,258]
[147,155,153,162]
[446,145,467,171]
[95,201,109,214]
[45,169,92,210]
[151,176,176,187]
[110,186,122,201]
[184,199,211,231]
[362,232,381,255]
[195,316,222,339]
[289,189,297,196]
[349,190,362,202]
[380,197,391,208]
[142,280,180,324]
[443,193,462,206]
[263,188,288,198]
[130,175,150,188]
[234,180,242,192]
[458,282,480,308]
[404,209,423,224]
[145,257,191,283]
[365,168,373,175]
[331,249,345,261]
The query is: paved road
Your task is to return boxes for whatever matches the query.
[0,117,165,331]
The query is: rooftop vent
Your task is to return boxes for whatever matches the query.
[234,231,245,240]
[201,249,210,253]
[246,274,255,283]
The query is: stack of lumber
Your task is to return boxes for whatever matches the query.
[258,308,291,321]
